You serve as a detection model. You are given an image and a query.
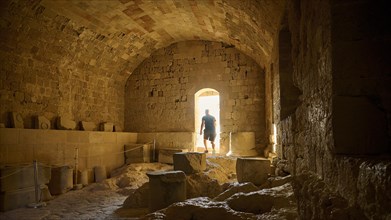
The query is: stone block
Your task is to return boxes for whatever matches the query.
[0,123,5,128]
[9,112,24,128]
[114,125,122,132]
[147,170,186,212]
[48,166,73,195]
[0,185,50,211]
[77,170,89,186]
[100,122,113,132]
[158,148,189,164]
[214,182,259,201]
[94,166,107,183]
[0,164,51,192]
[173,152,206,174]
[56,117,76,130]
[34,116,51,129]
[230,132,258,156]
[80,121,96,131]
[124,143,151,164]
[236,157,270,185]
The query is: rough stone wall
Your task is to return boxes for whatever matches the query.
[272,0,391,219]
[125,41,266,154]
[0,0,132,129]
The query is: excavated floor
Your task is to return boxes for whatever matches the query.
[0,156,297,220]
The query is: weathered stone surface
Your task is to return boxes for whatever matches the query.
[0,185,50,211]
[158,148,188,164]
[80,121,96,131]
[124,144,151,164]
[114,125,122,132]
[0,165,51,192]
[173,152,206,174]
[34,116,51,129]
[123,182,149,208]
[213,182,259,202]
[56,117,76,130]
[236,157,270,185]
[100,122,113,132]
[77,170,89,186]
[94,166,107,183]
[9,112,24,128]
[48,166,73,195]
[0,123,6,128]
[230,132,258,156]
[147,170,186,212]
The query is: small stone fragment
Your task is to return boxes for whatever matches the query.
[56,116,76,130]
[9,112,24,128]
[34,116,51,129]
[100,122,113,132]
[80,121,96,131]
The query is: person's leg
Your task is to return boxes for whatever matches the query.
[211,141,215,150]
[203,131,209,153]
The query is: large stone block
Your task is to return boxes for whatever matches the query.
[0,164,51,192]
[56,117,76,130]
[158,148,188,164]
[147,170,186,212]
[124,143,151,164]
[9,112,24,128]
[80,121,96,131]
[34,116,51,129]
[48,166,73,195]
[230,132,258,156]
[173,152,206,174]
[0,184,50,211]
[236,157,270,185]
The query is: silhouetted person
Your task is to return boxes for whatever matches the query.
[200,109,216,154]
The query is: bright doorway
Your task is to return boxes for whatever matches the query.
[195,88,220,153]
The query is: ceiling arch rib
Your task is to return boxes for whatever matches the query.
[41,0,285,79]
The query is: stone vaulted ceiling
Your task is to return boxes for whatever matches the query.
[40,0,285,77]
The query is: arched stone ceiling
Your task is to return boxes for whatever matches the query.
[40,0,285,79]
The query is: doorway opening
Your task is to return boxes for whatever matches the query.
[195,88,220,153]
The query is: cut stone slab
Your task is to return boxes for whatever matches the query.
[1,164,51,192]
[125,143,151,164]
[34,116,51,129]
[214,182,259,201]
[0,184,50,211]
[236,157,271,186]
[80,121,96,131]
[48,166,73,195]
[230,132,258,156]
[100,122,113,132]
[158,148,189,164]
[173,152,206,174]
[94,166,107,183]
[56,117,76,130]
[147,170,186,212]
[10,112,24,128]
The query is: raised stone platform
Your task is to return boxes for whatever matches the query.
[173,152,206,174]
[158,148,188,164]
[236,157,270,185]
[147,170,186,212]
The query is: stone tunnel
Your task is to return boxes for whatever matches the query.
[0,0,390,219]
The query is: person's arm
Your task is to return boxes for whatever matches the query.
[200,120,205,135]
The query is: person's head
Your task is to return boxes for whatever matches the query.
[205,109,209,115]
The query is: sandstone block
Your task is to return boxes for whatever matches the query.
[9,112,24,128]
[230,132,258,156]
[124,143,151,164]
[114,125,122,132]
[48,166,73,195]
[100,122,113,132]
[1,165,51,192]
[34,116,51,129]
[0,185,50,211]
[80,121,96,131]
[236,157,271,185]
[158,148,188,164]
[214,182,259,201]
[147,170,186,212]
[173,152,206,174]
[77,170,89,186]
[94,166,107,183]
[56,117,76,130]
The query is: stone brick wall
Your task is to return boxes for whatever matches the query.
[271,0,391,219]
[125,41,266,153]
[0,1,132,129]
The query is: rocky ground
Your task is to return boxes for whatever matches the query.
[0,156,297,220]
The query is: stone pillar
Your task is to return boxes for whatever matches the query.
[173,152,206,174]
[146,170,186,212]
[236,157,270,185]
